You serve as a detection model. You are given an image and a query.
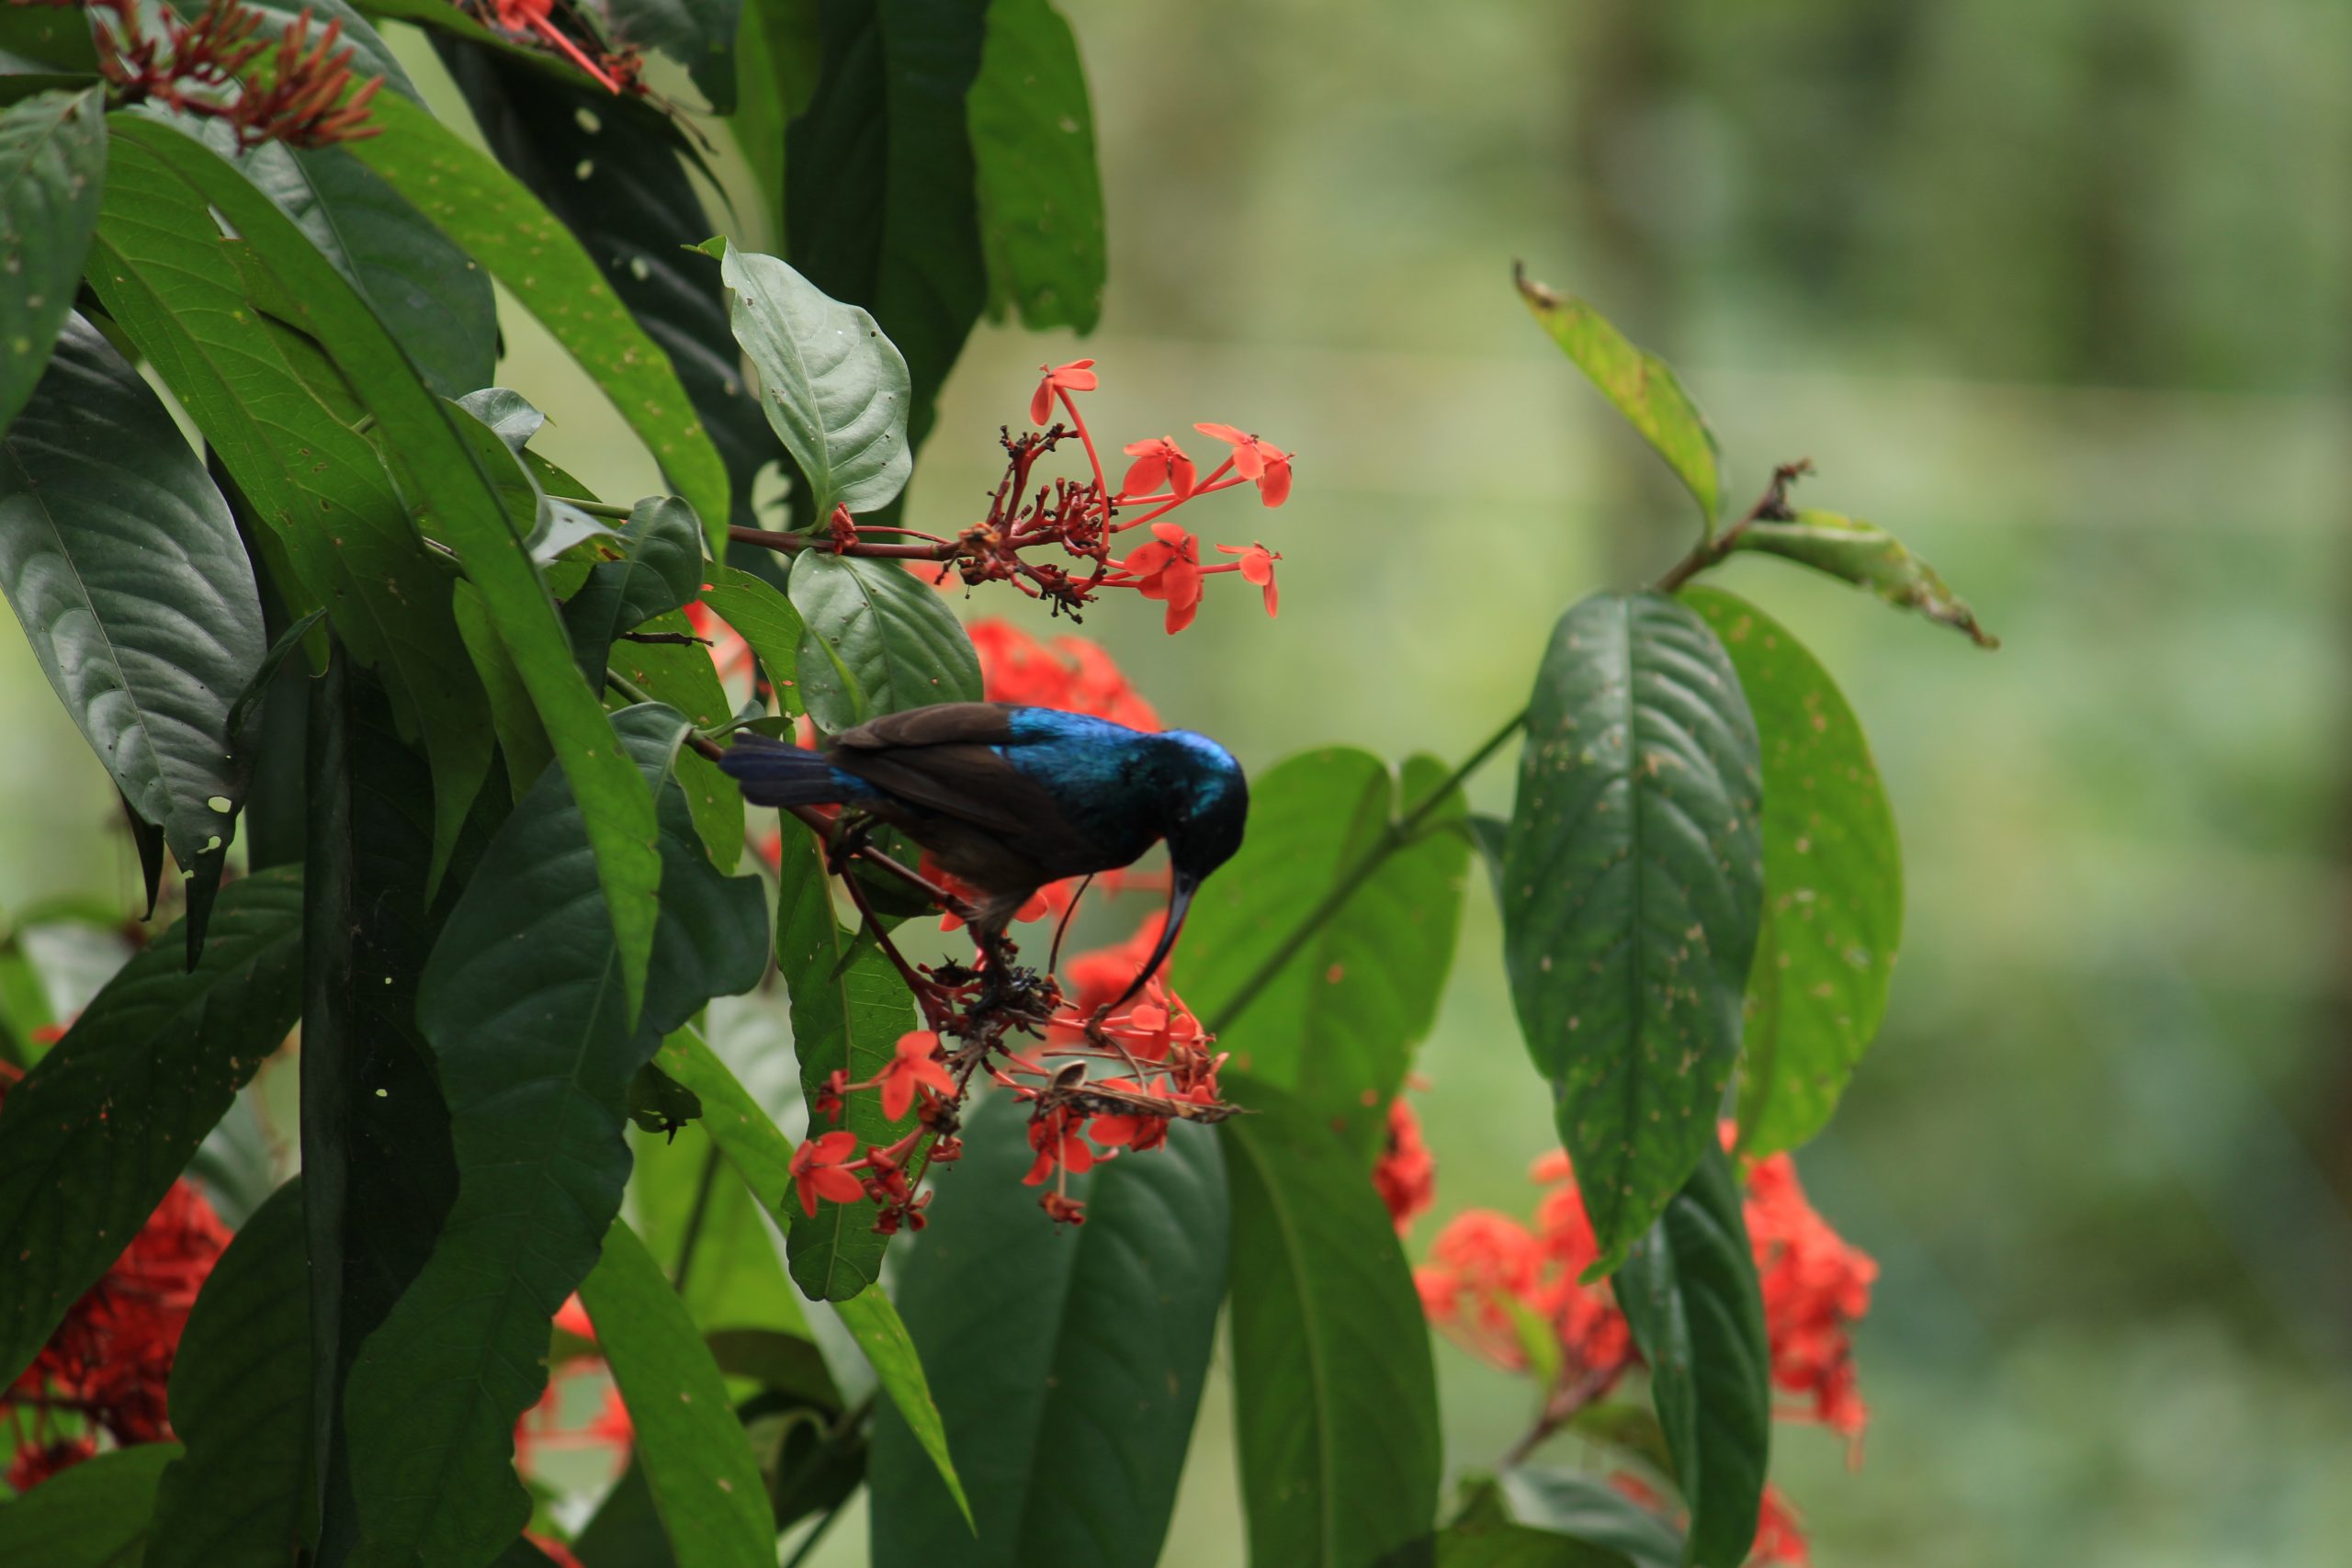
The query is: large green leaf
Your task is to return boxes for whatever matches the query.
[770,829,919,1299]
[786,0,988,452]
[1733,509,1999,648]
[1612,1145,1770,1568]
[787,551,980,728]
[1497,1471,1680,1568]
[1684,589,1901,1157]
[578,1219,775,1568]
[0,1442,177,1566]
[146,1179,309,1568]
[700,563,807,713]
[715,243,912,523]
[967,0,1102,333]
[1515,266,1720,529]
[1223,1077,1441,1568]
[650,1023,969,1517]
[1175,749,1469,1156]
[344,91,731,550]
[562,494,707,685]
[871,1094,1227,1566]
[733,0,820,224]
[634,1130,804,1337]
[343,706,767,1568]
[0,871,302,1388]
[1501,592,1762,1272]
[86,120,496,893]
[114,116,671,1012]
[1440,1481,1636,1568]
[0,312,262,933]
[604,610,744,867]
[596,0,743,111]
[0,88,104,434]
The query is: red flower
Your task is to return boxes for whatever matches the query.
[1030,359,1098,425]
[1086,1078,1170,1154]
[1023,1107,1096,1185]
[1215,542,1281,615]
[1744,1147,1875,1445]
[878,1031,957,1122]
[526,1537,588,1568]
[1194,423,1293,507]
[1751,1484,1812,1565]
[1121,522,1204,634]
[790,1130,865,1216]
[1119,435,1196,501]
[1372,1097,1435,1234]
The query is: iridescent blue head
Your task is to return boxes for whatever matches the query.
[1113,728,1250,1012]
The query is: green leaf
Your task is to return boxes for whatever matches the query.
[1441,1480,1636,1568]
[562,495,708,684]
[634,1130,805,1337]
[0,88,104,435]
[715,243,913,523]
[1733,509,1999,648]
[1175,749,1469,1155]
[650,1024,969,1515]
[343,706,767,1568]
[1223,1076,1442,1568]
[1683,589,1902,1157]
[344,91,731,551]
[1497,1471,1681,1568]
[1612,1145,1770,1568]
[871,1093,1227,1565]
[733,0,820,220]
[578,1219,775,1568]
[1501,592,1763,1273]
[0,312,263,935]
[1514,265,1721,528]
[701,563,807,715]
[604,613,743,868]
[0,5,98,73]
[0,871,302,1388]
[86,118,496,896]
[967,0,1103,333]
[146,1179,309,1568]
[0,1442,178,1566]
[787,551,980,729]
[596,0,743,112]
[770,829,919,1299]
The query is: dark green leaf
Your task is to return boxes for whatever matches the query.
[733,0,820,220]
[595,0,743,111]
[0,312,262,932]
[627,1061,705,1137]
[343,706,767,1567]
[636,1132,806,1336]
[146,1179,308,1568]
[603,611,743,867]
[1498,1471,1681,1568]
[1733,509,1999,648]
[700,563,807,713]
[967,0,1102,333]
[578,1219,775,1568]
[1440,1480,1635,1568]
[1515,265,1720,528]
[0,88,104,435]
[0,871,302,1388]
[563,494,708,684]
[787,550,980,728]
[1223,1077,1441,1568]
[1683,589,1902,1156]
[715,243,912,523]
[345,91,731,551]
[1614,1145,1770,1568]
[872,1093,1227,1566]
[770,829,919,1298]
[708,1327,838,1404]
[0,1442,178,1566]
[1175,750,1469,1155]
[1501,592,1762,1272]
[0,5,98,73]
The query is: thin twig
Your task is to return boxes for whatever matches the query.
[1651,458,1813,595]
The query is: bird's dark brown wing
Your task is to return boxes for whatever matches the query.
[832,743,1049,836]
[831,703,1020,751]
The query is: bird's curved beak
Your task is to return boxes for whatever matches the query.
[1105,869,1199,1017]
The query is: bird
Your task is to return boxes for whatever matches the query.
[718,703,1249,1010]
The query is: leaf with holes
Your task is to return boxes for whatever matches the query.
[787,551,979,729]
[0,88,105,435]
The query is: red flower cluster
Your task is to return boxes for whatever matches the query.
[480,0,645,97]
[1373,1093,1436,1235]
[1,1064,231,1491]
[73,0,385,148]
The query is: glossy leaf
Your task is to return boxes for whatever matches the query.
[0,1441,177,1566]
[716,243,913,523]
[1441,1481,1636,1568]
[562,495,708,684]
[0,88,104,434]
[650,1023,969,1516]
[1684,589,1902,1156]
[1613,1145,1770,1568]
[1501,592,1762,1272]
[733,0,820,219]
[787,550,981,729]
[771,828,920,1298]
[578,1219,775,1568]
[1224,1077,1442,1568]
[0,871,302,1388]
[345,91,731,545]
[147,1179,309,1568]
[967,0,1103,332]
[872,1094,1227,1566]
[1515,265,1721,528]
[343,706,767,1568]
[0,312,262,931]
[598,0,743,111]
[1175,749,1469,1154]
[701,563,807,715]
[1498,1471,1681,1568]
[1734,509,1999,648]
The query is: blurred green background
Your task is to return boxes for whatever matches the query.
[13,1,2352,1562]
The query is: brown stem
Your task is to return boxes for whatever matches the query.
[1651,458,1814,596]
[1496,1363,1624,1471]
[729,525,959,562]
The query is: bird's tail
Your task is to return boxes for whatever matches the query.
[716,734,857,807]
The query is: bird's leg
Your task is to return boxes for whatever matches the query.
[823,809,876,878]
